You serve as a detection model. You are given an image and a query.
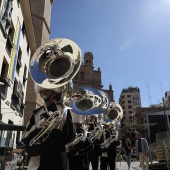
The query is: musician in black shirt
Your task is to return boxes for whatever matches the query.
[22,88,75,170]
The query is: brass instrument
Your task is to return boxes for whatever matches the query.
[70,86,104,115]
[100,129,117,149]
[68,89,110,150]
[66,128,87,152]
[102,102,123,125]
[100,102,123,149]
[29,38,82,146]
[89,121,103,142]
[29,104,67,146]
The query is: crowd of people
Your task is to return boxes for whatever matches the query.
[20,86,150,170]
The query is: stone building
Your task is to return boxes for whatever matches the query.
[119,86,141,122]
[0,0,36,144]
[24,0,53,125]
[73,52,114,101]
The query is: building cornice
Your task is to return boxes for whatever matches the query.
[31,12,51,34]
[20,0,36,52]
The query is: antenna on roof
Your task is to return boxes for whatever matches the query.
[146,82,151,106]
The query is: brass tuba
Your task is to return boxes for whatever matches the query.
[29,38,82,146]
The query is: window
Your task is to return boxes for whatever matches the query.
[23,65,27,86]
[0,57,9,99]
[6,22,15,55]
[17,0,20,7]
[128,105,132,109]
[11,79,18,110]
[16,47,22,74]
[11,80,23,114]
[27,41,30,54]
[22,22,26,38]
[127,95,131,98]
[133,94,139,100]
[129,111,132,114]
[133,100,139,105]
[19,91,25,117]
[0,0,13,37]
[128,100,132,103]
[6,36,13,54]
[12,79,18,96]
[1,57,8,78]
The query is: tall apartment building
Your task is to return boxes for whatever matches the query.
[73,52,114,101]
[0,0,36,144]
[119,86,141,122]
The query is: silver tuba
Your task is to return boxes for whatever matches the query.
[102,102,123,125]
[99,103,123,148]
[67,88,110,150]
[70,86,104,115]
[29,38,82,146]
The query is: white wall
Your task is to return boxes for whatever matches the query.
[0,0,31,148]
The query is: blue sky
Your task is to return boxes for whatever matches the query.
[50,0,170,107]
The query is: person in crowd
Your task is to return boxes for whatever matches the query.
[123,138,132,170]
[88,115,104,170]
[22,86,75,170]
[100,126,120,170]
[68,112,94,170]
[135,132,149,170]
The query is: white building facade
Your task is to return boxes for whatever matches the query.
[0,0,36,146]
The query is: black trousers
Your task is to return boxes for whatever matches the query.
[100,156,116,170]
[38,152,68,170]
[88,154,99,170]
[69,155,89,170]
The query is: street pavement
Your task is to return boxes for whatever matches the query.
[89,160,142,170]
[116,161,142,170]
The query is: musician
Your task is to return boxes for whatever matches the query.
[68,112,94,170]
[88,115,104,170]
[100,126,120,170]
[22,86,75,170]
